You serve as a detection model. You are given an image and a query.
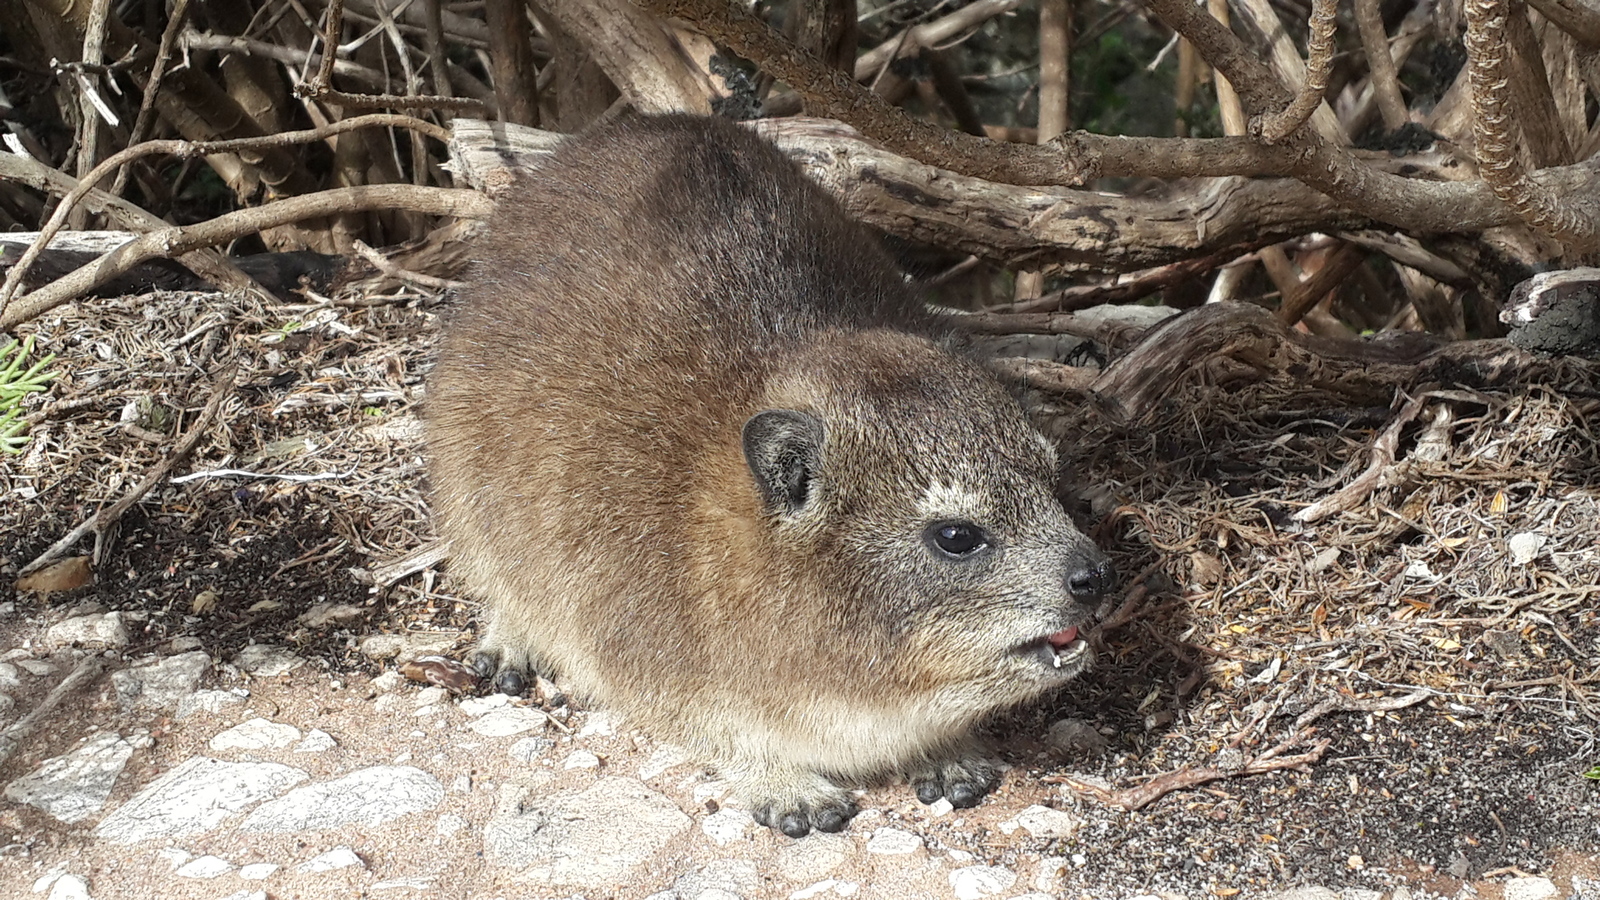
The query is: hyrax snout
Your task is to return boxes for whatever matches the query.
[426,113,1113,837]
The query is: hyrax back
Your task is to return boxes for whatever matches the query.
[427,114,1112,837]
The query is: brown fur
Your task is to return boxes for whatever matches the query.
[427,114,1111,837]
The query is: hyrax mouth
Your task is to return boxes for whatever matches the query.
[1021,626,1089,674]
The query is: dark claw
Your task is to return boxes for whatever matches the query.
[778,812,811,839]
[947,781,984,808]
[811,802,855,833]
[471,651,497,679]
[915,781,944,805]
[495,668,526,695]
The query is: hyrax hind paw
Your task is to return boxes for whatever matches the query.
[470,646,548,697]
[911,756,999,809]
[743,771,858,839]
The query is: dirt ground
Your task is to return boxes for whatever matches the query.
[2,287,1598,897]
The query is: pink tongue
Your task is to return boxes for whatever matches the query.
[1046,626,1079,649]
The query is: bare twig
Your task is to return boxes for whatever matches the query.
[1464,0,1600,248]
[352,239,463,290]
[0,656,108,767]
[1293,393,1427,524]
[0,152,264,303]
[1354,0,1408,130]
[2,185,492,328]
[22,365,239,575]
[1277,242,1366,327]
[110,0,192,198]
[0,115,451,311]
[1259,0,1339,142]
[1052,733,1334,811]
[1294,688,1432,730]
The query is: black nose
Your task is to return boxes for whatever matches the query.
[1067,559,1116,602]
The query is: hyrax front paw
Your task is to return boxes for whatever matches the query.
[911,756,998,809]
[470,642,552,697]
[743,771,858,838]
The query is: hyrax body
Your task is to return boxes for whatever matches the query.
[427,114,1112,837]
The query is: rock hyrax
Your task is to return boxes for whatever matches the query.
[427,113,1113,837]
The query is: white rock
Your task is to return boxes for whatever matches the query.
[157,847,192,868]
[450,774,472,793]
[1033,857,1069,891]
[638,745,688,779]
[470,706,548,737]
[563,750,601,769]
[45,612,129,649]
[45,874,91,900]
[16,658,55,676]
[791,881,838,900]
[358,633,460,664]
[175,688,247,720]
[949,865,1017,900]
[1508,533,1548,565]
[925,797,954,816]
[457,695,509,717]
[0,663,20,690]
[240,766,444,832]
[484,776,693,887]
[371,670,405,691]
[112,651,212,711]
[209,718,302,752]
[4,732,135,823]
[775,832,853,882]
[296,846,366,873]
[700,808,755,845]
[0,691,15,719]
[577,711,617,737]
[94,757,308,843]
[238,863,279,880]
[508,736,554,762]
[233,645,304,677]
[1503,877,1559,900]
[436,813,468,837]
[671,859,763,898]
[414,686,449,707]
[999,804,1080,839]
[864,827,923,855]
[174,854,234,878]
[294,729,337,753]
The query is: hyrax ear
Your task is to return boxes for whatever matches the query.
[742,409,824,515]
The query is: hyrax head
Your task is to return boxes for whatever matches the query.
[746,331,1115,711]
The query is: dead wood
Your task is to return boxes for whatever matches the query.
[0,115,450,310]
[448,117,1367,273]
[0,185,491,329]
[995,302,1600,421]
[1050,732,1334,812]
[643,0,1600,242]
[534,0,715,116]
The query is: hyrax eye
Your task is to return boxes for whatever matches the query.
[926,521,988,558]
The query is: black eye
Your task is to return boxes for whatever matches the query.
[927,521,987,558]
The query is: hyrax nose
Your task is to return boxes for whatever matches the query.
[1067,558,1116,602]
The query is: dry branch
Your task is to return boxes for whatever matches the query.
[1,185,491,329]
[0,115,452,312]
[1051,733,1334,811]
[1072,302,1600,421]
[645,0,1600,240]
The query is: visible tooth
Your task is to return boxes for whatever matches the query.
[1052,648,1063,668]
